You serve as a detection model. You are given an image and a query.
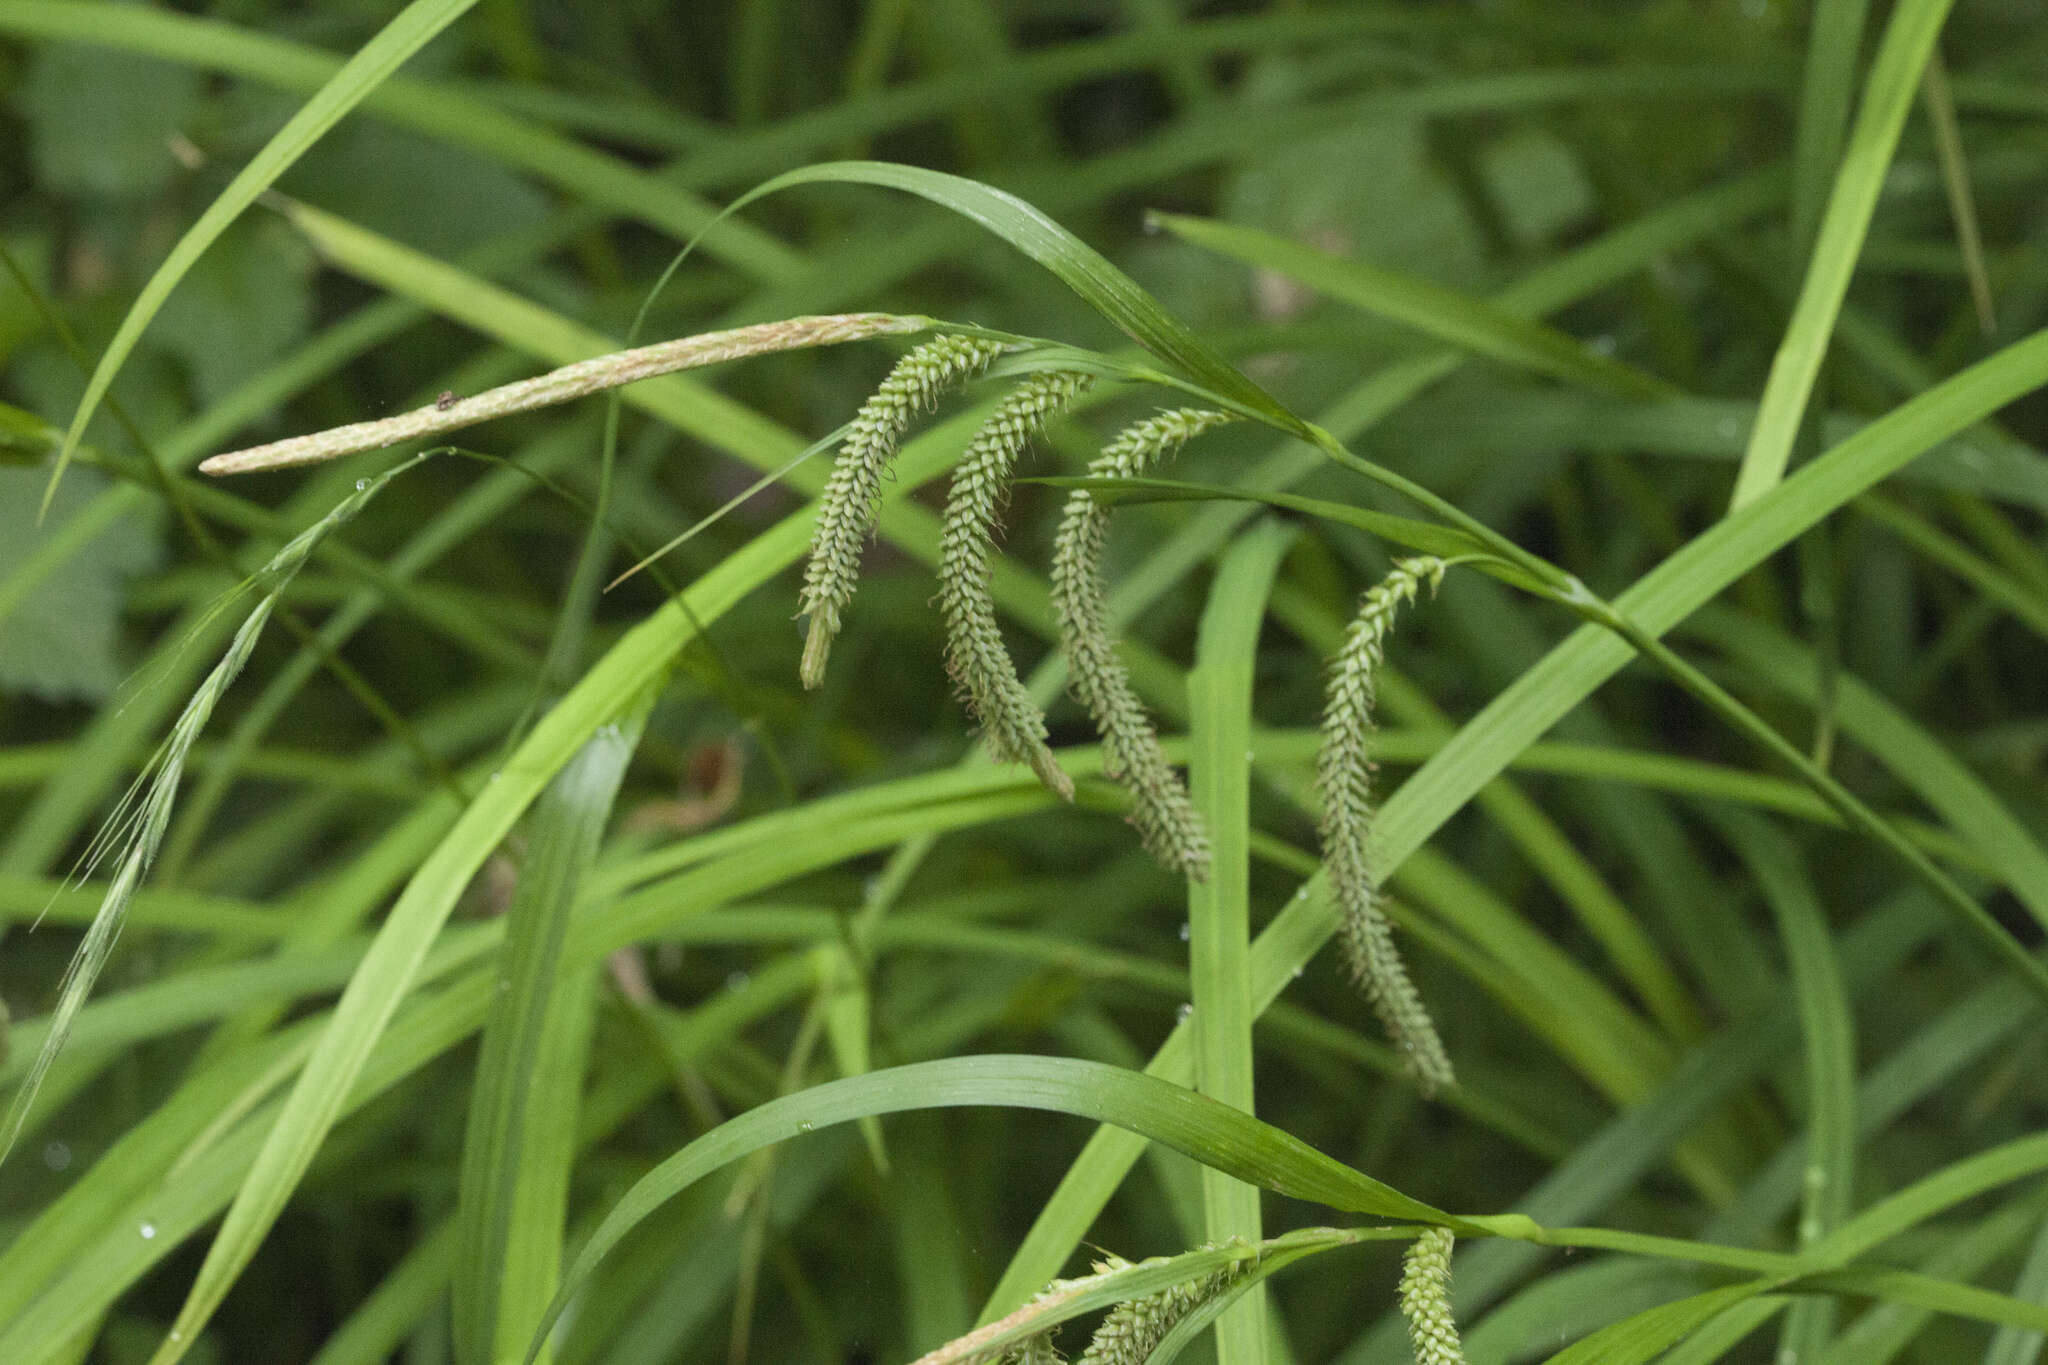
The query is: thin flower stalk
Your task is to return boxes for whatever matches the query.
[800,334,1010,688]
[200,313,930,475]
[1318,557,1456,1094]
[1050,408,1232,879]
[1399,1227,1465,1365]
[939,370,1094,800]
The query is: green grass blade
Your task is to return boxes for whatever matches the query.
[1789,0,1872,248]
[1857,492,2048,642]
[524,1055,1461,1363]
[1714,812,1856,1363]
[40,0,478,514]
[453,713,645,1365]
[1462,1260,1700,1362]
[1812,1195,2048,1364]
[1372,680,1705,1045]
[135,515,796,1362]
[1654,1300,1788,1364]
[1728,0,1957,508]
[1032,474,1550,592]
[1152,213,1675,400]
[1807,1131,2048,1267]
[1545,1282,1781,1364]
[707,161,1298,431]
[0,929,816,1358]
[1187,520,1293,1365]
[1692,607,2048,928]
[1984,1213,2048,1365]
[1921,50,1998,335]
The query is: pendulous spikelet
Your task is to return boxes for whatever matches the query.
[1050,409,1233,880]
[1399,1227,1465,1365]
[1318,557,1456,1095]
[799,333,1010,688]
[939,370,1095,800]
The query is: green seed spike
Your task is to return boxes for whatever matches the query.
[1318,557,1456,1095]
[800,334,1010,689]
[1051,409,1232,879]
[939,370,1094,801]
[1399,1227,1465,1365]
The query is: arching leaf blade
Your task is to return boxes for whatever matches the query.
[523,1055,1462,1363]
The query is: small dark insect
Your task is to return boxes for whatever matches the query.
[435,390,457,410]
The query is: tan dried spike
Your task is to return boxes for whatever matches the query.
[201,313,930,475]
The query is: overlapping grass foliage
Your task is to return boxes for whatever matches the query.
[3,3,2048,1362]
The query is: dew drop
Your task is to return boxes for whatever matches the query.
[1290,966,1304,979]
[139,1222,157,1240]
[1177,921,1191,942]
[355,479,369,491]
[796,1120,815,1134]
[1176,1003,1194,1022]
[1717,417,1741,440]
[42,1141,70,1172]
[726,970,751,992]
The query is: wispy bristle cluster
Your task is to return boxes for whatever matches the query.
[1318,557,1455,1095]
[1399,1228,1465,1365]
[0,464,411,1168]
[800,334,1009,688]
[1050,409,1232,880]
[939,370,1095,801]
[1072,1251,1248,1365]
